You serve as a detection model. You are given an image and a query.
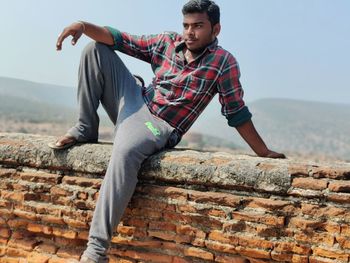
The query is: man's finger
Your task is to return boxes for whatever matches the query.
[71,31,82,46]
[56,30,70,51]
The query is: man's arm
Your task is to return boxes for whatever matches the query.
[236,120,286,158]
[56,21,113,51]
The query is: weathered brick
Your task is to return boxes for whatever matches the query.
[247,197,292,210]
[294,232,334,246]
[189,190,241,207]
[132,198,175,211]
[288,165,310,176]
[148,230,176,241]
[327,193,350,204]
[56,247,82,260]
[62,176,102,189]
[313,247,349,261]
[292,177,328,190]
[0,217,6,225]
[288,188,323,198]
[328,181,350,193]
[48,256,77,263]
[0,169,17,178]
[63,217,89,229]
[122,218,148,228]
[39,215,65,225]
[232,211,284,227]
[1,191,23,202]
[312,167,350,179]
[236,246,271,259]
[0,245,6,256]
[8,238,39,251]
[7,219,28,228]
[309,256,340,263]
[35,243,58,254]
[27,223,52,235]
[0,238,8,246]
[20,172,61,184]
[301,203,349,218]
[273,241,311,255]
[27,252,51,263]
[13,210,37,221]
[0,227,11,238]
[237,235,273,250]
[0,256,21,263]
[52,227,77,239]
[289,217,324,230]
[54,237,86,247]
[77,231,89,240]
[116,225,136,236]
[112,249,173,263]
[336,236,350,249]
[172,256,191,263]
[341,224,350,237]
[215,255,251,263]
[50,186,73,197]
[136,185,189,201]
[149,221,177,232]
[176,225,206,239]
[6,247,30,257]
[109,255,136,263]
[184,246,214,260]
[11,229,33,239]
[205,240,237,254]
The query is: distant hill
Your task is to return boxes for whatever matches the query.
[1,76,349,160]
[190,97,350,160]
[0,76,76,108]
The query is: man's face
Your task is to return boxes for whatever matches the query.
[182,12,220,53]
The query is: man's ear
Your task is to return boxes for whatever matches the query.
[213,23,221,37]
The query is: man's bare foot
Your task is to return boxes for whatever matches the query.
[48,134,77,150]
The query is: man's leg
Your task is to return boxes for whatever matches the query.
[82,88,174,262]
[56,41,138,146]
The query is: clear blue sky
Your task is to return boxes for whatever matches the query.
[0,0,349,104]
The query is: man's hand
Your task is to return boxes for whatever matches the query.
[235,120,286,159]
[56,22,85,51]
[56,21,114,51]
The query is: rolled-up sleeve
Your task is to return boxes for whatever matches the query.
[217,54,252,127]
[104,26,160,63]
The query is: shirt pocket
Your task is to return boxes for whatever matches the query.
[181,75,215,101]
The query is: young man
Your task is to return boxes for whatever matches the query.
[51,1,285,262]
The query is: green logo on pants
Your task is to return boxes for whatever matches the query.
[145,121,161,136]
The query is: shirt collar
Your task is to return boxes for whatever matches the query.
[175,38,218,54]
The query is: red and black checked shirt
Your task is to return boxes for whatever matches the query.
[105,27,251,135]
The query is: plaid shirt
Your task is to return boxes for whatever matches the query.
[106,27,252,135]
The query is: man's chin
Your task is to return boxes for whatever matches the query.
[186,46,205,54]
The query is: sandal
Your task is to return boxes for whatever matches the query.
[48,134,77,150]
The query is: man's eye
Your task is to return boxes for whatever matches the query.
[196,25,202,28]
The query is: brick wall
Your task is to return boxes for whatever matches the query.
[1,133,350,263]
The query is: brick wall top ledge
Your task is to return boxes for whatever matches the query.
[1,133,349,195]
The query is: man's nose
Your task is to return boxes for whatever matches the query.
[187,26,195,36]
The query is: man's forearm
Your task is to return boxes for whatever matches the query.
[80,21,114,46]
[235,119,269,157]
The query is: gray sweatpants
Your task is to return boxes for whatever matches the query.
[68,42,176,262]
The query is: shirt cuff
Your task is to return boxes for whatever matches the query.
[104,26,123,50]
[226,106,252,127]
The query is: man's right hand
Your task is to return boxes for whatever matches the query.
[56,22,85,51]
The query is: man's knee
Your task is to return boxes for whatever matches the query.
[81,41,112,58]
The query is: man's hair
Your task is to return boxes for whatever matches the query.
[182,0,220,26]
